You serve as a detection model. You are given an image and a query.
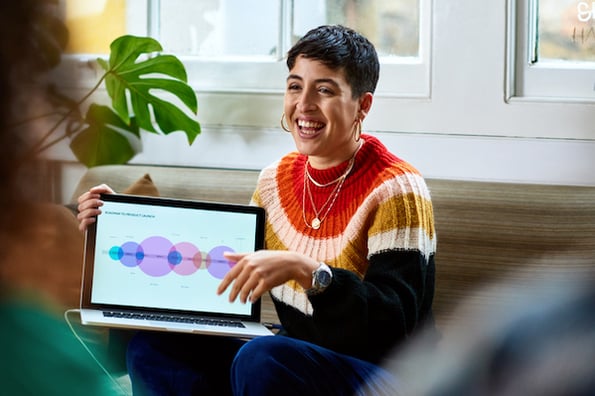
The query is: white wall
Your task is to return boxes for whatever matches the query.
[54,127,595,204]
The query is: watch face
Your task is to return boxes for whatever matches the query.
[318,269,332,287]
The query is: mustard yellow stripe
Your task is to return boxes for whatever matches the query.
[368,192,435,241]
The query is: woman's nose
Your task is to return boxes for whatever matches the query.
[296,88,317,112]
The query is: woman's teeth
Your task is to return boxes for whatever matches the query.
[298,120,324,133]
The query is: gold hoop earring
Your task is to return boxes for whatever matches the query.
[280,113,291,133]
[354,119,362,142]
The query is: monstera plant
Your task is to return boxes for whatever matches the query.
[29,35,200,167]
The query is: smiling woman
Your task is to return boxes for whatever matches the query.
[75,24,437,395]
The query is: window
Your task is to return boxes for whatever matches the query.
[49,1,595,185]
[59,0,430,97]
[507,0,595,101]
[538,0,595,62]
[158,0,420,59]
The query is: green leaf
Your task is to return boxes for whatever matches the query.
[99,35,200,144]
[69,104,141,167]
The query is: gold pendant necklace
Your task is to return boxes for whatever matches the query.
[301,141,363,230]
[303,169,347,229]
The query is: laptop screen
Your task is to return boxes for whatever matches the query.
[81,193,265,320]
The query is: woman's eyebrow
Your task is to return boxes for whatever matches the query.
[286,74,340,89]
[314,78,340,89]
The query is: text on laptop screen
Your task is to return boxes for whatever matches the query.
[90,199,259,316]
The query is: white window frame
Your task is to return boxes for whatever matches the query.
[506,0,595,103]
[48,0,595,191]
[58,0,431,94]
[177,0,432,99]
[54,0,432,130]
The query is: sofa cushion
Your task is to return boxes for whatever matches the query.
[122,173,160,197]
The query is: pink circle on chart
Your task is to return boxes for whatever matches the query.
[170,242,201,275]
[206,245,235,279]
[138,236,174,277]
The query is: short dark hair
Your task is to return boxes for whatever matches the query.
[286,25,379,99]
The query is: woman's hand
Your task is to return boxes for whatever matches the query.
[76,184,115,232]
[217,250,319,303]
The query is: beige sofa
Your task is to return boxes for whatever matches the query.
[69,164,595,332]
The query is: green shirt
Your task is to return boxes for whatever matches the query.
[0,297,124,395]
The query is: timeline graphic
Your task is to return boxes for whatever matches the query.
[107,236,236,279]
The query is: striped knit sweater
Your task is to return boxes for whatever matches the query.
[252,134,437,363]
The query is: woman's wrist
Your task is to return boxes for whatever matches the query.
[296,255,320,290]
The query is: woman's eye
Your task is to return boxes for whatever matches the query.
[318,87,333,95]
[287,83,301,91]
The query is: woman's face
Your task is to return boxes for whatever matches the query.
[284,55,372,169]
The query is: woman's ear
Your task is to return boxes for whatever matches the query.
[358,92,373,119]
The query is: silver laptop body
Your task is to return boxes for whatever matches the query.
[79,193,273,338]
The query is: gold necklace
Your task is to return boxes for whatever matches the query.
[305,156,355,188]
[302,167,347,229]
[301,142,362,230]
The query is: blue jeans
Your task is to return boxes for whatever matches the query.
[127,331,399,396]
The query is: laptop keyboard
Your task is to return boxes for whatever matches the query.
[103,311,246,328]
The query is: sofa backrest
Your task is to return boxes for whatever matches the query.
[70,164,259,205]
[71,165,595,329]
[428,178,595,328]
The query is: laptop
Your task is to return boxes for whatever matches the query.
[79,193,274,338]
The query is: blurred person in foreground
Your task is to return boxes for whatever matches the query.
[386,273,595,396]
[77,25,437,395]
[0,1,122,394]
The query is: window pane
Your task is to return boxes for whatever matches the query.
[296,0,420,57]
[538,0,595,62]
[157,0,420,59]
[159,0,280,57]
[61,0,146,54]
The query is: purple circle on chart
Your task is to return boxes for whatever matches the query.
[171,242,201,275]
[206,245,235,279]
[120,241,140,267]
[138,236,174,277]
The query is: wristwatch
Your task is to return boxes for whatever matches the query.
[306,262,333,296]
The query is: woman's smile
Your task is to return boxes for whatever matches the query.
[297,118,325,137]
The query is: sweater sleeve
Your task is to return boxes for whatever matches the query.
[308,249,435,363]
